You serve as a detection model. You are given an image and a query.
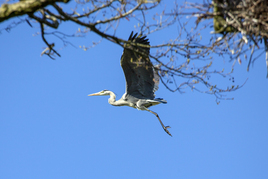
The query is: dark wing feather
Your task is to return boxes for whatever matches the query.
[120,31,157,99]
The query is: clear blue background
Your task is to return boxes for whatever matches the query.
[1,1,268,178]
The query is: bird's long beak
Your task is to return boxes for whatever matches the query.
[88,92,100,96]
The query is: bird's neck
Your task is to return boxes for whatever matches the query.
[108,91,122,106]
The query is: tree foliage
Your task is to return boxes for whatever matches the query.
[188,0,268,76]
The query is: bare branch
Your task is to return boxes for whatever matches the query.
[39,22,60,59]
[92,2,142,25]
[28,11,59,29]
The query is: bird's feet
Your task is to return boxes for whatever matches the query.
[164,126,172,136]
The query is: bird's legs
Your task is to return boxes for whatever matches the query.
[145,108,172,136]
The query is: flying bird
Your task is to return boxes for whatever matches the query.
[88,31,171,136]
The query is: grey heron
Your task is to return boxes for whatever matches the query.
[88,32,171,136]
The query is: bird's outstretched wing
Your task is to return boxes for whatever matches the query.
[120,31,159,99]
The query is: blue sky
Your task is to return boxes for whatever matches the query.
[1,1,268,179]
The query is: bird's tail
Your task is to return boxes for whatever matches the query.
[154,98,167,104]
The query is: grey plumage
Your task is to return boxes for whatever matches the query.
[88,31,171,136]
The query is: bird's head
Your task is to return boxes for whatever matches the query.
[88,90,111,96]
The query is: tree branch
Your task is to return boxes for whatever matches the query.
[39,22,60,59]
[0,0,70,23]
